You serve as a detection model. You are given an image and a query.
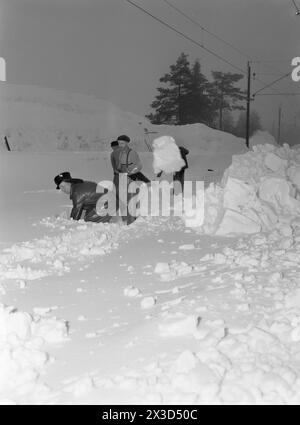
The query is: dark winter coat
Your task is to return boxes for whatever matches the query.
[70,181,107,220]
[110,146,122,174]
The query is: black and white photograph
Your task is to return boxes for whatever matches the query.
[1,0,300,406]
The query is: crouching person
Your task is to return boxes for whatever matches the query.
[54,171,116,223]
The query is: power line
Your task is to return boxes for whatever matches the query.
[125,0,299,115]
[160,0,297,108]
[252,72,291,96]
[254,93,300,96]
[125,0,246,75]
[161,0,252,60]
[292,0,300,15]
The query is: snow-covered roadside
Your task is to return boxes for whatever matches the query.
[3,141,300,405]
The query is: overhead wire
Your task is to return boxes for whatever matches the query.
[160,0,299,110]
[125,0,299,120]
[124,0,246,75]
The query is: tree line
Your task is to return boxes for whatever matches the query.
[146,53,262,137]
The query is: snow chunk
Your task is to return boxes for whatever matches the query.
[152,135,185,174]
[141,296,157,309]
[154,262,170,274]
[159,315,200,337]
[216,209,261,236]
[285,289,300,309]
[178,244,195,250]
[171,350,198,374]
[124,286,141,297]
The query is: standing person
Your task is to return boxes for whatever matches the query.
[111,134,147,224]
[54,171,115,223]
[173,146,189,190]
[110,140,121,179]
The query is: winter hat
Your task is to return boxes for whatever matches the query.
[54,171,83,189]
[117,134,130,143]
[111,140,119,147]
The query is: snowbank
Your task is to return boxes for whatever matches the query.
[0,303,68,404]
[184,143,300,235]
[249,130,277,148]
[0,83,246,155]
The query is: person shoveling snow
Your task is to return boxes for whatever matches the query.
[54,171,116,223]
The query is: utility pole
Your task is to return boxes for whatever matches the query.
[245,61,251,149]
[277,105,282,145]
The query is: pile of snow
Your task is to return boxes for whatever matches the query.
[183,143,300,235]
[0,303,68,404]
[0,218,121,280]
[152,136,185,174]
[155,122,247,155]
[250,130,277,148]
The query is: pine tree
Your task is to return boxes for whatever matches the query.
[146,53,192,125]
[184,60,214,125]
[209,71,246,130]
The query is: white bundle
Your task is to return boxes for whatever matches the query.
[152,135,185,174]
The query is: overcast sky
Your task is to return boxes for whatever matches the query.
[0,0,299,134]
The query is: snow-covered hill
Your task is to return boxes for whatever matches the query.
[0,83,256,155]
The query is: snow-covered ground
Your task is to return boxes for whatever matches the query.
[2,84,300,405]
[2,140,300,405]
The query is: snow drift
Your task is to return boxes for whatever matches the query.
[0,83,248,155]
[184,143,300,236]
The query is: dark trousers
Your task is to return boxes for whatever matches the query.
[173,167,186,191]
[113,173,142,225]
[84,206,112,223]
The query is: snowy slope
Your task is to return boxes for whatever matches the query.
[0,83,251,155]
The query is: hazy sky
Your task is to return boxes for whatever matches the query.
[0,0,300,134]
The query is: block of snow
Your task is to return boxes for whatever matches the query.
[123,286,141,297]
[259,177,297,212]
[152,135,185,174]
[264,152,287,172]
[223,177,257,210]
[287,165,300,191]
[141,296,156,309]
[285,289,300,309]
[216,209,261,236]
[154,262,170,274]
[33,307,51,316]
[178,244,195,250]
[0,306,32,340]
[159,315,200,337]
[32,317,68,343]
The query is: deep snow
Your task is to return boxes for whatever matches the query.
[2,139,300,404]
[2,84,300,405]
